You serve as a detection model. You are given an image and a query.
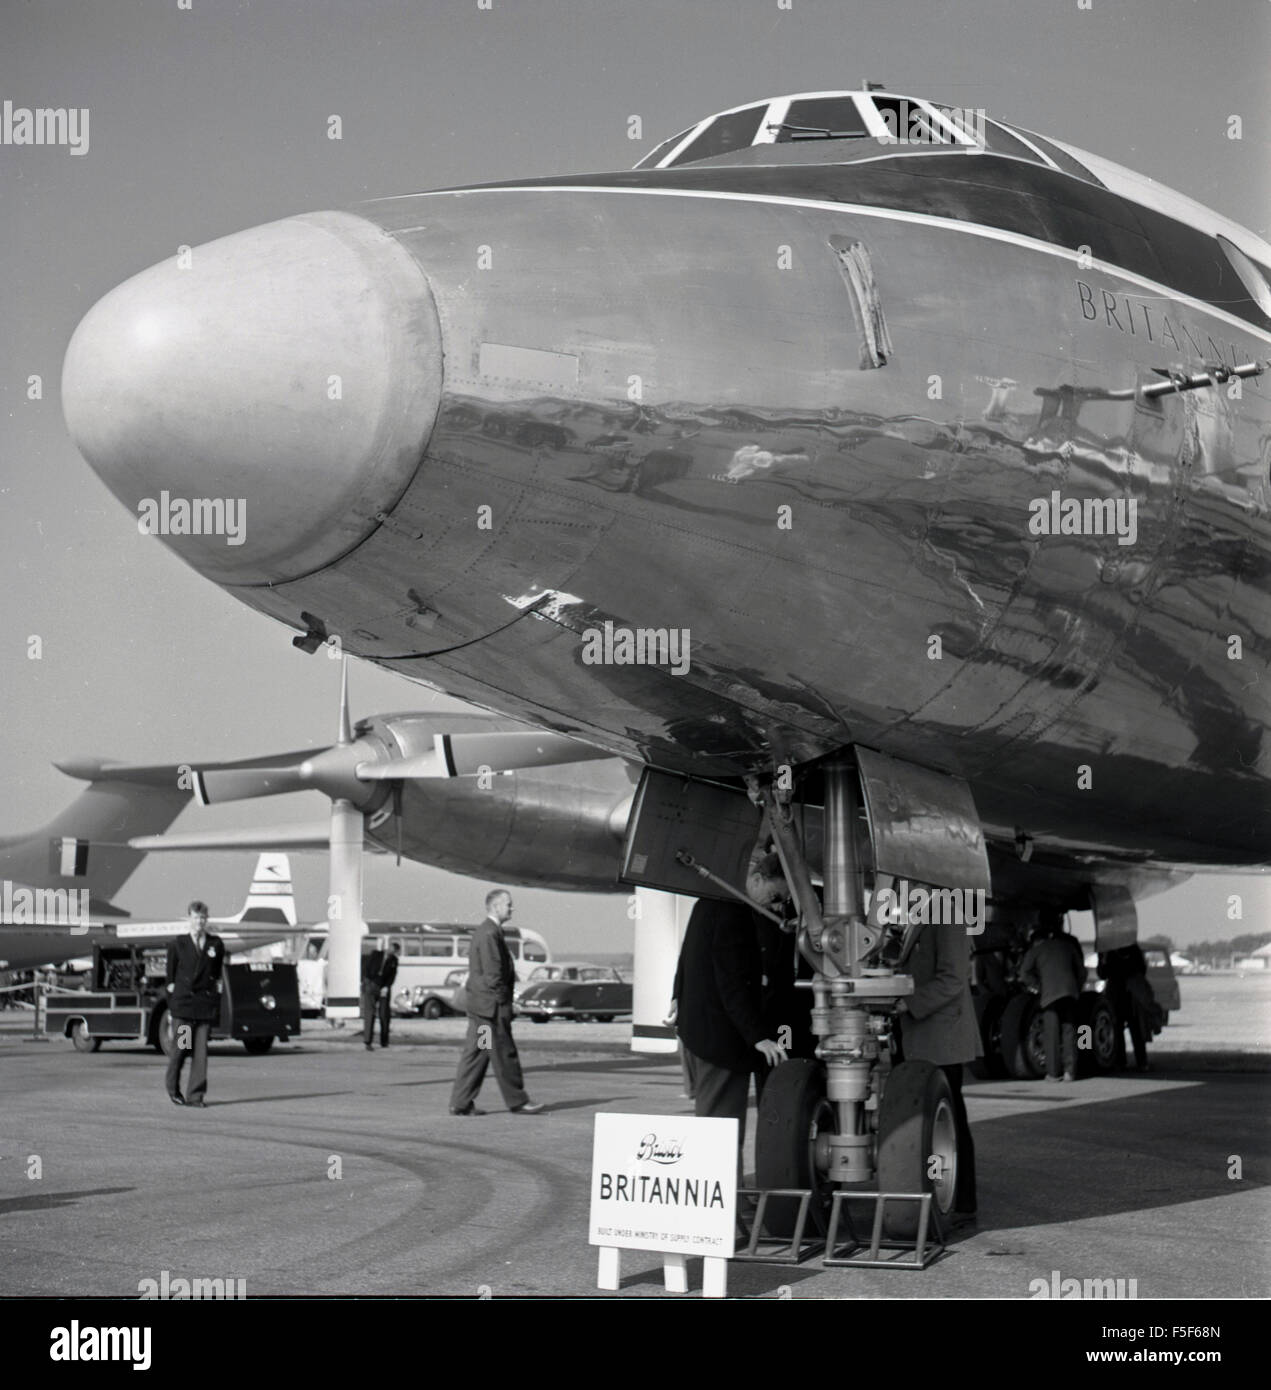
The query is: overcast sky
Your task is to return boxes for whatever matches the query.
[2,0,1268,951]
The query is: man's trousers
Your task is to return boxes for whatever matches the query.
[449,1004,529,1111]
[165,1017,211,1101]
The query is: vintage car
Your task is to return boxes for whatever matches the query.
[513,963,632,1023]
[392,967,466,1020]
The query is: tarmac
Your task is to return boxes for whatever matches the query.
[1,1014,1267,1300]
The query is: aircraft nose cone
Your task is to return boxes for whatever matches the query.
[63,211,442,584]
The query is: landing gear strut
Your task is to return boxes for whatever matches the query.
[754,756,960,1240]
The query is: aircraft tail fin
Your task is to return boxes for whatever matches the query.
[0,760,190,905]
[230,853,298,927]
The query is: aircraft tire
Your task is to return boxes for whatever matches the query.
[876,1060,958,1240]
[999,993,1040,1078]
[755,1058,834,1236]
[70,1021,101,1053]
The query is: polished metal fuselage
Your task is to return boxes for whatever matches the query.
[93,156,1271,868]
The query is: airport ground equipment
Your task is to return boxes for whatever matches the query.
[42,943,299,1054]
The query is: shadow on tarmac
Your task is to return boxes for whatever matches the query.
[0,1186,134,1215]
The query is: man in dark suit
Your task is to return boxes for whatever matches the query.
[362,939,401,1049]
[164,901,224,1107]
[449,890,544,1115]
[894,910,982,1220]
[673,856,789,1161]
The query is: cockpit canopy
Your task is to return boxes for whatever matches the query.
[634,90,1100,185]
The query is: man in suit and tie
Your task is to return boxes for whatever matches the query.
[893,910,982,1223]
[362,940,401,1049]
[449,890,544,1115]
[164,901,224,1108]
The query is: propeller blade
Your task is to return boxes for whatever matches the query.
[192,751,323,805]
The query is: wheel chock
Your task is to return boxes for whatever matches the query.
[730,1187,825,1264]
[822,1190,946,1269]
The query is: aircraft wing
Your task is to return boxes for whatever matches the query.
[127,823,357,852]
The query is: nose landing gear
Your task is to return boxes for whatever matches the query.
[753,754,976,1249]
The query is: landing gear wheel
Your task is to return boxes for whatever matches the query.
[755,1059,836,1236]
[242,1036,274,1055]
[1025,1006,1048,1077]
[1076,993,1117,1076]
[70,1021,101,1053]
[999,993,1041,1078]
[875,1060,958,1239]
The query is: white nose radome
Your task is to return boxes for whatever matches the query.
[63,211,442,585]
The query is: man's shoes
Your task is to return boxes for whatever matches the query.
[364,1042,373,1050]
[510,1101,545,1114]
[169,1093,186,1106]
[1062,1072,1076,1082]
[186,1099,206,1108]
[1043,1074,1062,1083]
[449,1105,485,1116]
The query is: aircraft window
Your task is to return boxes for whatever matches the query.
[635,125,696,170]
[773,96,869,142]
[979,119,1049,162]
[871,97,949,145]
[670,105,766,166]
[1014,128,1098,183]
[1217,236,1271,318]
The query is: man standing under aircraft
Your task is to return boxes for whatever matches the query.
[1019,910,1086,1083]
[673,850,790,1165]
[449,891,544,1115]
[164,901,224,1108]
[893,910,981,1223]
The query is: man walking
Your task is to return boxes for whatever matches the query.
[449,890,543,1115]
[362,939,400,1049]
[164,901,224,1108]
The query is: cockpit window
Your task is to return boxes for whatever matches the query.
[1013,128,1098,183]
[634,125,696,170]
[871,97,949,145]
[1217,235,1271,317]
[669,105,767,166]
[774,96,869,142]
[979,119,1048,162]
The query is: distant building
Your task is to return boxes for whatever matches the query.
[1234,943,1271,972]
